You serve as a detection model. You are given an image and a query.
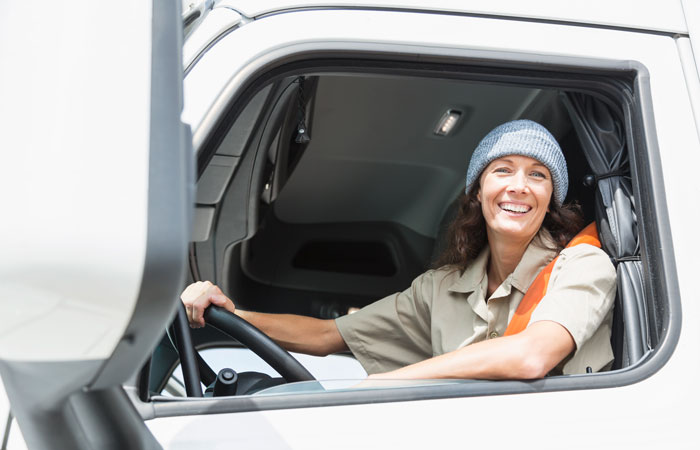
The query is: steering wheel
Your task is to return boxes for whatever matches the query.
[171,304,315,397]
[201,305,315,382]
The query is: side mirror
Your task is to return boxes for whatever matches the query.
[0,1,192,448]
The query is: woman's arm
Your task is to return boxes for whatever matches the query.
[181,281,348,356]
[236,309,348,356]
[367,320,574,380]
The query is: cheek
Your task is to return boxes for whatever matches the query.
[478,177,498,202]
[535,185,553,208]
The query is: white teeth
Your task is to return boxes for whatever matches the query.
[500,203,531,213]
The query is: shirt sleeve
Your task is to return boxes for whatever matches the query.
[334,270,436,374]
[529,244,617,352]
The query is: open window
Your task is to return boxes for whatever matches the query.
[145,52,675,414]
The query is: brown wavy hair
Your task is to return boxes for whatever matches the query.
[433,186,585,271]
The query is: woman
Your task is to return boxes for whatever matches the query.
[182,120,616,380]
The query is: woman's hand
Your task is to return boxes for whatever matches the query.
[180,281,236,328]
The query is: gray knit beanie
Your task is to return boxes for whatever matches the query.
[465,119,568,206]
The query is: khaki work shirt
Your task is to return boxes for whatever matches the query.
[335,230,617,376]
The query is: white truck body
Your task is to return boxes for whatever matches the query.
[1,1,698,448]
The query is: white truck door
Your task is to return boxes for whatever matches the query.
[0,1,190,449]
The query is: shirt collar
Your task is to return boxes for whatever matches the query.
[510,229,558,293]
[447,245,490,294]
[447,228,558,295]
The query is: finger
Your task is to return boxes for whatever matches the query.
[205,283,221,297]
[208,293,227,306]
[192,293,213,327]
[209,294,234,313]
[190,301,203,327]
[180,281,201,303]
[183,281,217,326]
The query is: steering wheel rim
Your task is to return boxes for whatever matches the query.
[202,305,316,383]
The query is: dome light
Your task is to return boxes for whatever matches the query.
[434,109,462,136]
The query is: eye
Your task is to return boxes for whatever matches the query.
[530,170,547,179]
[494,167,511,174]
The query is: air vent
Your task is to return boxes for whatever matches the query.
[292,241,397,276]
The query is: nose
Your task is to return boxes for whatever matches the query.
[507,170,528,193]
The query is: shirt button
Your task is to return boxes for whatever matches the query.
[490,331,499,339]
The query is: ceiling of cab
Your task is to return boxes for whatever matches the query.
[274,74,545,238]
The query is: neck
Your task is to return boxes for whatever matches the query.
[486,229,536,289]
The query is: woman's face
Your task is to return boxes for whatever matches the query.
[477,155,554,243]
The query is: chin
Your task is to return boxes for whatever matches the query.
[492,221,539,241]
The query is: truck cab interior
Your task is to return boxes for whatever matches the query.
[147,60,656,399]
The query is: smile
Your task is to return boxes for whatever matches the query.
[499,202,532,214]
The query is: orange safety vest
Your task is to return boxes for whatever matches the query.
[503,222,601,336]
